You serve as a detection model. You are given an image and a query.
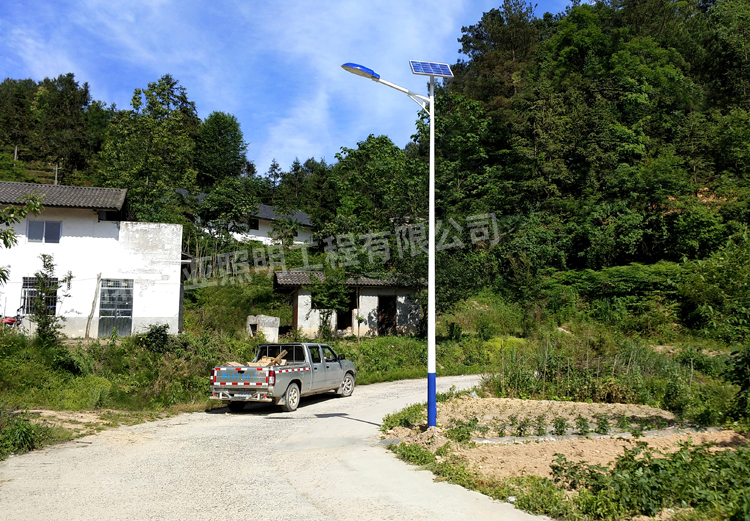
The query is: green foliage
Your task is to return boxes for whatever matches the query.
[184,275,291,334]
[29,254,72,344]
[680,232,750,342]
[195,111,248,189]
[551,441,750,520]
[99,74,199,223]
[552,416,569,436]
[197,176,259,244]
[138,324,171,353]
[0,407,68,460]
[516,415,532,437]
[534,414,547,436]
[727,344,750,422]
[445,416,480,443]
[381,403,425,431]
[575,415,590,435]
[390,442,436,466]
[305,267,353,339]
[594,414,610,435]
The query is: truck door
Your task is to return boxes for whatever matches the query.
[321,344,344,390]
[307,345,327,391]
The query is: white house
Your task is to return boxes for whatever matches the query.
[0,182,183,338]
[274,271,421,338]
[232,204,313,245]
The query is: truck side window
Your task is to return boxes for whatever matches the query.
[308,346,321,363]
[293,345,304,362]
[322,346,336,362]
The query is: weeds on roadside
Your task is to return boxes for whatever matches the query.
[381,403,425,431]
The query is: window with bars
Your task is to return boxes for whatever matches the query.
[27,221,62,243]
[21,277,59,315]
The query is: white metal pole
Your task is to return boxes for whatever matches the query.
[427,75,437,427]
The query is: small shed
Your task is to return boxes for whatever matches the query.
[274,271,421,338]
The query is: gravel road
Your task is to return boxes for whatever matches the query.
[0,375,547,521]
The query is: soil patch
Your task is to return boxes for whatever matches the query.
[385,396,749,482]
[438,395,675,430]
[459,430,747,480]
[26,409,110,435]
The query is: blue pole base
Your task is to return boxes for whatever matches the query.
[427,372,437,427]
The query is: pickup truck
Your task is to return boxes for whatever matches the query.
[210,343,356,412]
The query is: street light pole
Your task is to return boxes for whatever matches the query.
[342,61,452,427]
[427,75,437,427]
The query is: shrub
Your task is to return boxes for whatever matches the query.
[552,416,569,436]
[138,323,171,353]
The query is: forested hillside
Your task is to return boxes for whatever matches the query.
[2,0,750,342]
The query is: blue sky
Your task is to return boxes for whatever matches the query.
[0,0,571,175]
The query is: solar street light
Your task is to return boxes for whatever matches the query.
[341,60,453,427]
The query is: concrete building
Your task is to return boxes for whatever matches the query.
[275,271,421,338]
[232,204,313,245]
[0,182,183,337]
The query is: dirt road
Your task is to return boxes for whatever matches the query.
[0,375,546,521]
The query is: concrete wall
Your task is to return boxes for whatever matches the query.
[296,287,420,338]
[0,207,183,337]
[232,219,313,245]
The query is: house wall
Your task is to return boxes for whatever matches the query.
[233,219,313,245]
[295,287,420,338]
[0,207,183,337]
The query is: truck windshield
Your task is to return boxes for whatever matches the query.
[257,345,305,363]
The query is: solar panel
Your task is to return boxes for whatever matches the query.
[409,60,453,78]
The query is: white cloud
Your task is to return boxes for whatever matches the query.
[1,0,570,174]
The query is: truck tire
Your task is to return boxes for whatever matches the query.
[228,401,246,412]
[338,373,355,397]
[281,382,300,412]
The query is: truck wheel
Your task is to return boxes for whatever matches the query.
[228,401,246,412]
[338,373,355,397]
[281,383,300,412]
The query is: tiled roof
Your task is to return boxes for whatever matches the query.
[275,271,409,287]
[0,182,127,211]
[256,204,312,227]
[175,189,312,227]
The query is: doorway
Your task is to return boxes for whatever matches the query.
[378,295,397,336]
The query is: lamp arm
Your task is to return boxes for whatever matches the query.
[375,78,429,109]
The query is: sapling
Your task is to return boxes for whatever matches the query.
[575,415,590,435]
[595,414,610,435]
[516,416,532,437]
[552,416,569,436]
[534,414,547,436]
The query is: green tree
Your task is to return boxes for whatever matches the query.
[99,75,199,222]
[0,78,36,163]
[197,176,259,243]
[29,254,72,344]
[710,0,750,100]
[30,73,93,180]
[195,111,248,189]
[305,267,351,339]
[679,231,750,341]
